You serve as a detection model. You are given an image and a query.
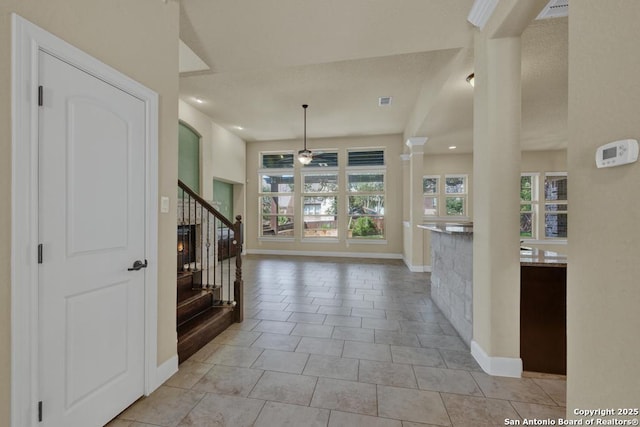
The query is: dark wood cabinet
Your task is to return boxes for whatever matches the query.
[520,265,567,375]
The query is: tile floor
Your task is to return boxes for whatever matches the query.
[109,255,566,427]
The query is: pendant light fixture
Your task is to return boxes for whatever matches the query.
[297,104,313,165]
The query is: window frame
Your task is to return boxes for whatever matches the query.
[346,166,386,242]
[444,174,468,218]
[258,158,296,241]
[301,169,340,242]
[520,173,539,240]
[422,175,440,217]
[543,172,568,240]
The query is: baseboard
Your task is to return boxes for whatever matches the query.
[471,340,522,378]
[153,354,179,392]
[402,257,431,272]
[246,249,403,260]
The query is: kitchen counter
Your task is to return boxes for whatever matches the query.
[418,222,473,235]
[519,248,567,267]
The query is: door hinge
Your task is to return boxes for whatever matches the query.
[38,85,43,106]
[38,401,43,422]
[38,244,43,264]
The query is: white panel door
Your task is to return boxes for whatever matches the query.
[38,50,146,427]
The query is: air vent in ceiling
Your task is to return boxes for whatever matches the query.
[536,0,568,20]
[378,96,392,107]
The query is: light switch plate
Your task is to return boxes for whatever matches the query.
[160,196,170,213]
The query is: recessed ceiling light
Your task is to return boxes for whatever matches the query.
[194,98,204,104]
[449,146,457,150]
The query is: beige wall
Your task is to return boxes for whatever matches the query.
[0,2,179,424]
[179,100,247,199]
[567,0,640,417]
[245,134,404,256]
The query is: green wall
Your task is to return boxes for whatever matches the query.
[178,122,200,193]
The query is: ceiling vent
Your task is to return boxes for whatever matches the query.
[378,96,392,107]
[536,0,568,20]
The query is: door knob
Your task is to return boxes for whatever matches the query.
[128,259,148,271]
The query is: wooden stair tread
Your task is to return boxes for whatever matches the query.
[177,306,234,363]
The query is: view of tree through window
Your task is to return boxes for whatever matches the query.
[302,173,338,238]
[347,172,385,239]
[520,175,537,237]
[544,174,568,238]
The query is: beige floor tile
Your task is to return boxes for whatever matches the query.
[251,349,309,374]
[191,365,264,397]
[288,312,328,324]
[251,332,301,351]
[471,372,556,405]
[295,337,345,356]
[251,320,297,334]
[377,385,450,425]
[165,360,212,389]
[188,340,222,363]
[227,318,261,331]
[399,321,443,335]
[177,393,265,427]
[204,344,263,367]
[328,410,402,427]
[441,392,520,427]
[374,330,421,347]
[249,370,318,405]
[416,334,467,351]
[286,303,321,313]
[401,422,443,427]
[107,420,160,427]
[351,307,386,318]
[303,354,359,381]
[511,401,567,420]
[390,346,445,368]
[212,329,261,347]
[413,366,482,396]
[358,360,418,388]
[252,309,293,321]
[532,378,567,406]
[324,315,362,328]
[343,341,392,362]
[292,323,335,338]
[362,318,402,331]
[319,306,354,316]
[310,377,378,416]
[118,386,204,427]
[438,349,481,371]
[333,326,375,342]
[254,401,330,427]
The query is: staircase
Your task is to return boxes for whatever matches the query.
[176,180,244,363]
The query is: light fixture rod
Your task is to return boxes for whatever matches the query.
[303,104,308,150]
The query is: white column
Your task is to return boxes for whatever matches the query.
[405,137,427,271]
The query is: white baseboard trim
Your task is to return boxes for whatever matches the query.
[246,249,403,260]
[402,257,432,272]
[153,354,178,392]
[471,340,522,378]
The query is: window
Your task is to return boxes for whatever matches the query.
[422,176,439,216]
[302,173,338,238]
[261,153,294,169]
[259,172,295,238]
[444,175,467,216]
[544,173,568,238]
[346,149,385,240]
[303,151,338,168]
[520,174,539,238]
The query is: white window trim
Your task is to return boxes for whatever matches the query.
[543,172,568,240]
[301,171,339,241]
[258,170,295,240]
[443,174,468,217]
[346,169,386,240]
[520,173,540,240]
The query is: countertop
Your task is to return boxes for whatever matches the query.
[520,248,567,267]
[417,222,473,235]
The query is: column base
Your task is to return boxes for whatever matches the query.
[471,340,522,378]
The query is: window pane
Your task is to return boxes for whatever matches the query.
[348,215,384,239]
[303,196,338,238]
[521,176,533,202]
[304,152,338,167]
[261,215,294,237]
[545,175,568,201]
[347,173,384,192]
[303,174,338,193]
[262,153,294,169]
[445,177,466,194]
[260,196,294,215]
[545,213,567,238]
[545,203,568,212]
[423,197,438,216]
[347,150,384,166]
[445,197,465,216]
[520,213,533,237]
[423,177,439,194]
[261,174,294,193]
[348,195,384,215]
[520,203,532,212]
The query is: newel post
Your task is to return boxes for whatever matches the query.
[233,215,244,322]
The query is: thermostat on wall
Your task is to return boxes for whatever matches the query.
[595,139,639,168]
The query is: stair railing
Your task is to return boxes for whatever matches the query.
[177,180,243,320]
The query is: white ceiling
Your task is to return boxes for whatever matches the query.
[178,0,568,154]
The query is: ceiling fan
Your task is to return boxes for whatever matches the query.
[297,104,313,165]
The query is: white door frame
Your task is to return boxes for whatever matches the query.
[11,14,159,427]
